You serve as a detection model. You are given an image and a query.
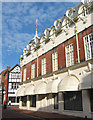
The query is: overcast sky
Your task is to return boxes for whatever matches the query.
[1,1,80,72]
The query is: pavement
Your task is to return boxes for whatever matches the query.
[0,95,2,120]
[1,105,92,120]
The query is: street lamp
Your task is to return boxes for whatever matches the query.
[66,8,80,64]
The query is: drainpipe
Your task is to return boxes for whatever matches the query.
[66,16,80,63]
[75,25,80,63]
[37,51,38,77]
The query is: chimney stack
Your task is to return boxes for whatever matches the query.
[7,66,11,70]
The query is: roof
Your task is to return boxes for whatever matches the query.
[28,2,83,46]
[10,64,20,72]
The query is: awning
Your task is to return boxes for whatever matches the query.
[16,85,25,97]
[46,79,60,93]
[35,81,47,94]
[79,72,93,89]
[58,75,79,92]
[24,83,35,95]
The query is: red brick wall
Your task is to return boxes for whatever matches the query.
[26,63,31,80]
[21,26,93,81]
[64,36,78,64]
[78,26,93,61]
[4,71,9,103]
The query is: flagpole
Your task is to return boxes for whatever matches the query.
[36,19,38,37]
[36,19,38,77]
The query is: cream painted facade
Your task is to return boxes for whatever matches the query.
[16,1,93,118]
[17,60,93,118]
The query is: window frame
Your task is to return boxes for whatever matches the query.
[23,68,26,81]
[84,33,93,61]
[31,64,35,79]
[21,96,27,106]
[63,91,83,111]
[41,58,46,75]
[53,93,58,109]
[52,52,58,72]
[65,43,74,67]
[29,95,36,107]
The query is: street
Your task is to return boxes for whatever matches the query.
[1,106,92,120]
[2,106,41,120]
[0,94,2,120]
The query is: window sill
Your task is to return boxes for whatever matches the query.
[63,110,83,113]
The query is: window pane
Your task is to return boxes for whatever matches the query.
[53,93,58,109]
[42,58,46,75]
[21,96,27,106]
[65,44,74,67]
[89,89,93,112]
[31,64,35,79]
[23,69,26,81]
[30,95,36,107]
[9,97,15,103]
[84,33,93,60]
[52,52,58,71]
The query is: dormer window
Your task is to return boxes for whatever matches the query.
[40,36,45,49]
[50,26,55,36]
[44,28,50,39]
[27,44,31,51]
[54,19,62,30]
[23,48,27,55]
[78,5,88,17]
[34,37,40,45]
[62,18,69,29]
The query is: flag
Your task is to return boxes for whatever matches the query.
[36,19,38,27]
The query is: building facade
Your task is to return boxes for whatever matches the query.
[8,64,21,105]
[0,73,2,104]
[1,66,11,104]
[16,1,93,118]
[1,65,21,105]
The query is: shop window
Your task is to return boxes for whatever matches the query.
[9,97,15,103]
[89,89,93,112]
[63,91,83,111]
[30,95,36,107]
[53,93,58,109]
[21,96,27,106]
[17,97,19,103]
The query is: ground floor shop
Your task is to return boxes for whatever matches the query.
[16,61,93,118]
[8,95,19,105]
[18,90,93,118]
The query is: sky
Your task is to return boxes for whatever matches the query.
[1,0,81,72]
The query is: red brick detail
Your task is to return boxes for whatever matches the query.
[21,26,93,81]
[78,26,93,61]
[4,71,9,103]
